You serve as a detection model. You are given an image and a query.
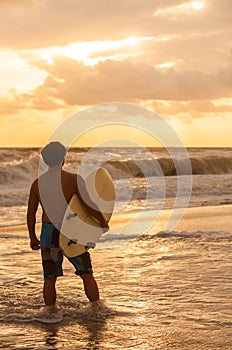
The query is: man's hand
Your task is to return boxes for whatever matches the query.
[30,237,40,250]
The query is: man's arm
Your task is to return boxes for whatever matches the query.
[27,180,40,250]
[76,174,109,232]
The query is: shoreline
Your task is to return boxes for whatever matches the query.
[151,203,232,233]
[0,203,231,349]
[0,203,231,235]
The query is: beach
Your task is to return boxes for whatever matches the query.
[1,0,232,347]
[0,146,232,349]
[0,204,231,349]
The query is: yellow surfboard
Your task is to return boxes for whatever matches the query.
[59,167,115,257]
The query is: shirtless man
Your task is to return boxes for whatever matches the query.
[27,141,108,322]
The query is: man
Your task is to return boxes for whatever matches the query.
[27,141,109,322]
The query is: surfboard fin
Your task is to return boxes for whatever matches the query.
[67,213,77,220]
[68,239,78,245]
[86,241,96,249]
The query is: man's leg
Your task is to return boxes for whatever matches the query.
[80,274,99,302]
[43,277,57,308]
[33,277,62,320]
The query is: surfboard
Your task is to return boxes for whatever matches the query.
[60,167,115,257]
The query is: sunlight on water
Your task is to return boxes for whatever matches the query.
[0,147,232,348]
[0,227,232,349]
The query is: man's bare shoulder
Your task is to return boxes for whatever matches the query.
[30,177,38,189]
[29,178,39,197]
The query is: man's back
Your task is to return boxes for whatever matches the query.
[29,169,78,224]
[29,168,107,228]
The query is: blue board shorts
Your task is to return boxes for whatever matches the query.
[40,222,93,281]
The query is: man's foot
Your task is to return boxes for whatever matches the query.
[89,300,111,318]
[33,305,63,323]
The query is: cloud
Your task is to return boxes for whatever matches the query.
[139,30,232,73]
[1,0,232,120]
[150,99,232,118]
[0,93,23,115]
[1,0,230,50]
[0,79,64,116]
[24,56,232,109]
[0,0,162,49]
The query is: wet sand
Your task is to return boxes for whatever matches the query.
[0,204,231,349]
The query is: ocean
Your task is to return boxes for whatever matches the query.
[1,147,232,228]
[0,147,232,349]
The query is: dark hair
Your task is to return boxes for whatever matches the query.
[41,142,66,167]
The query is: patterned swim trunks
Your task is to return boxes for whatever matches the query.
[40,223,93,280]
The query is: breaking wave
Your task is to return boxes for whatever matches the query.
[1,151,232,186]
[104,156,232,179]
[0,155,40,186]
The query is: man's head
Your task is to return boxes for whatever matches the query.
[41,141,66,167]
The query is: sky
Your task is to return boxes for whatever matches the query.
[0,0,231,147]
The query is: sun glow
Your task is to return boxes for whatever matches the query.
[156,59,183,70]
[126,36,139,46]
[154,1,205,16]
[191,1,204,10]
[24,36,153,66]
